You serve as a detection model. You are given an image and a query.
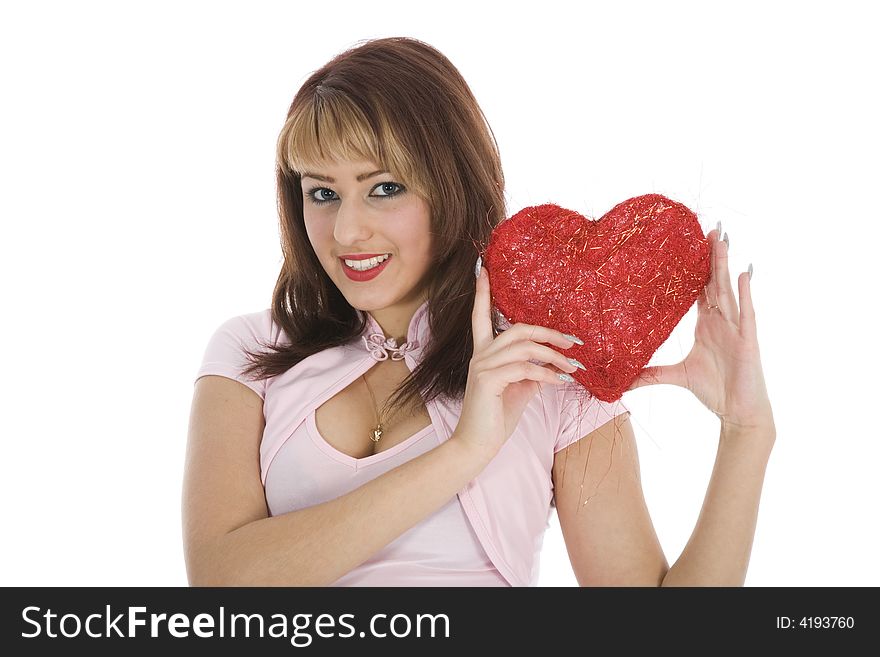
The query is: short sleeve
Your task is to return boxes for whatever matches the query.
[553,381,631,454]
[194,312,272,401]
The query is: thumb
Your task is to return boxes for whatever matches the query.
[471,257,494,354]
[627,363,686,391]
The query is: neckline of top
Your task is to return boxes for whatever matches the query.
[361,298,430,355]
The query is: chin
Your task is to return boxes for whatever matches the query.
[339,291,394,313]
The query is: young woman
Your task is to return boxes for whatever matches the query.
[183,37,775,587]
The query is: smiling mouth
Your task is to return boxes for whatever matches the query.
[339,254,392,271]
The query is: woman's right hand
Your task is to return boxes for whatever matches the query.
[453,261,584,464]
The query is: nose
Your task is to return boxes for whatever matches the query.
[332,197,374,246]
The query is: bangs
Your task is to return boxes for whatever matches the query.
[277,91,425,197]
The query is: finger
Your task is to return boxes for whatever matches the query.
[485,322,578,355]
[696,267,710,318]
[471,257,494,354]
[478,340,579,375]
[697,228,721,319]
[713,229,739,323]
[490,361,573,392]
[699,228,730,320]
[737,266,757,343]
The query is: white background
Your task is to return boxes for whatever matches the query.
[2,0,877,586]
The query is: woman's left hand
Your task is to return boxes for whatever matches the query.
[627,224,775,437]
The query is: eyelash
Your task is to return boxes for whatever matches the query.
[304,182,406,206]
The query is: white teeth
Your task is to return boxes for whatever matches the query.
[344,254,390,271]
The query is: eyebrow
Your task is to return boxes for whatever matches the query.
[300,169,389,183]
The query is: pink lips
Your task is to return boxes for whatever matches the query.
[340,255,392,282]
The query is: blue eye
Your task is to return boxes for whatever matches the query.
[306,187,338,205]
[304,182,406,206]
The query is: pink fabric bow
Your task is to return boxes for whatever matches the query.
[361,333,419,361]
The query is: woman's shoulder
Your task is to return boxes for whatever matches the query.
[195,309,278,400]
[551,381,631,454]
[210,308,285,347]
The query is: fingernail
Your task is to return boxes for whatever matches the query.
[722,232,729,249]
[567,357,586,370]
[474,255,482,279]
[557,373,575,383]
[562,333,584,345]
[716,220,722,234]
[748,262,753,281]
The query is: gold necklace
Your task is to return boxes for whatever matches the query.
[362,373,394,443]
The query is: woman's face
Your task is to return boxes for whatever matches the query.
[300,158,434,312]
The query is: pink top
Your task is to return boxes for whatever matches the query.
[194,299,630,586]
[265,410,508,586]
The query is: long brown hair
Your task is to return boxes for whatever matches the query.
[241,36,507,418]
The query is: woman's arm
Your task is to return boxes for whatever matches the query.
[554,415,774,586]
[624,223,776,586]
[661,425,775,586]
[553,413,669,587]
[183,375,491,587]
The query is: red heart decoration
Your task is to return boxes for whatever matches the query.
[484,194,711,402]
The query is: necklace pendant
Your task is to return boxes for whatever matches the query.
[370,424,383,442]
